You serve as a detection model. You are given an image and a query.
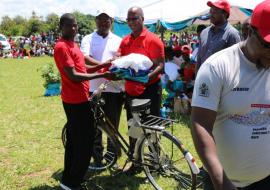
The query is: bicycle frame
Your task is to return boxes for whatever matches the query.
[90,82,171,166]
[72,81,201,190]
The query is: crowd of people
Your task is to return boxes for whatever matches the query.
[0,32,57,59]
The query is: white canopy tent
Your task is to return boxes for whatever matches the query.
[109,0,262,23]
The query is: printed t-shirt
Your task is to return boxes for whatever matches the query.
[192,44,270,187]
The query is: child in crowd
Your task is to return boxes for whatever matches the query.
[161,46,184,109]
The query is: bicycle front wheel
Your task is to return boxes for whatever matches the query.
[61,122,118,172]
[139,131,197,190]
[88,121,119,172]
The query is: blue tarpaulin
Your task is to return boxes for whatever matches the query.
[114,19,156,38]
[113,6,253,36]
[44,83,60,97]
[160,18,195,31]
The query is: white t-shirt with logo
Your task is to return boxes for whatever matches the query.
[80,31,123,92]
[192,43,270,187]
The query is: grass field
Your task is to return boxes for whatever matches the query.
[0,57,201,190]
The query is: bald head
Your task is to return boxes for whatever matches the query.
[128,6,144,17]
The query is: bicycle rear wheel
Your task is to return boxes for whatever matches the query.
[88,121,119,172]
[139,131,197,190]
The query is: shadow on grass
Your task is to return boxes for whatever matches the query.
[28,185,61,190]
[85,169,146,190]
[29,169,145,190]
[28,169,63,190]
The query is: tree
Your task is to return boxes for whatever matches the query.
[13,15,26,25]
[46,13,59,34]
[72,11,95,35]
[24,11,47,36]
[0,16,16,36]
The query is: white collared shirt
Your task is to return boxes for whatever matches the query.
[81,31,123,92]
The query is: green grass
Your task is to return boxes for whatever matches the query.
[0,57,201,190]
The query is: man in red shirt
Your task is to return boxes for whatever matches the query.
[54,13,111,190]
[118,6,165,174]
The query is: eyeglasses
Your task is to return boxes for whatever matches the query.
[126,16,140,22]
[253,28,270,49]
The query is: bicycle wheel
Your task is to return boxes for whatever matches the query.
[61,123,118,172]
[88,121,119,172]
[139,130,197,190]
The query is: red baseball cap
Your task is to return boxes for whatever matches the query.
[181,45,191,55]
[207,0,230,15]
[251,0,270,43]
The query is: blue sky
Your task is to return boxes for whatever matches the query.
[0,0,159,21]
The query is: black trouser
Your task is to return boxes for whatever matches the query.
[62,101,95,188]
[201,168,270,190]
[125,81,162,156]
[92,92,124,162]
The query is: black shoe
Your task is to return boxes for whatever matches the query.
[94,160,105,168]
[122,164,143,176]
[60,183,89,190]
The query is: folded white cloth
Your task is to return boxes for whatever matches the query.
[111,53,153,72]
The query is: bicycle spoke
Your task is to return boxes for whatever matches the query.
[140,131,197,190]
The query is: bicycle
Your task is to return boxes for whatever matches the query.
[62,81,200,190]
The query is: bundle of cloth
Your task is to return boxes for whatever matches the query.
[110,53,153,84]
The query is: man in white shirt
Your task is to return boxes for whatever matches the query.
[191,1,270,190]
[80,8,124,168]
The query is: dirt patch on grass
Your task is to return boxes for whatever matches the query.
[0,147,8,154]
[24,169,51,178]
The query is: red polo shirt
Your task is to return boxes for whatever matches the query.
[118,28,165,85]
[54,38,89,104]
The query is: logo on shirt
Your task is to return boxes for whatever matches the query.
[198,83,209,97]
[231,87,249,92]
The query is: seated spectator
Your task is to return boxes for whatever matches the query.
[161,46,184,108]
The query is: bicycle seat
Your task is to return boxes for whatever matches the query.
[130,99,151,113]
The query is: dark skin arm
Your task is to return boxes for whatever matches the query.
[64,66,111,82]
[84,55,102,66]
[148,57,164,81]
[191,107,237,190]
[84,55,116,74]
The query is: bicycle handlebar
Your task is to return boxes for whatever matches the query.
[89,81,112,100]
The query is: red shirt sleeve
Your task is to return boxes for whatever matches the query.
[117,37,127,56]
[55,45,75,68]
[148,36,165,60]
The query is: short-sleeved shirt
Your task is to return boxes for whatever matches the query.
[197,21,241,69]
[80,31,123,92]
[118,28,165,85]
[192,44,270,187]
[54,38,89,104]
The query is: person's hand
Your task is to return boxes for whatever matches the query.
[113,52,121,58]
[103,72,121,81]
[102,59,112,67]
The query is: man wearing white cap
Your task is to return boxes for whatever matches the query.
[80,7,124,169]
[191,0,270,189]
[196,0,241,72]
